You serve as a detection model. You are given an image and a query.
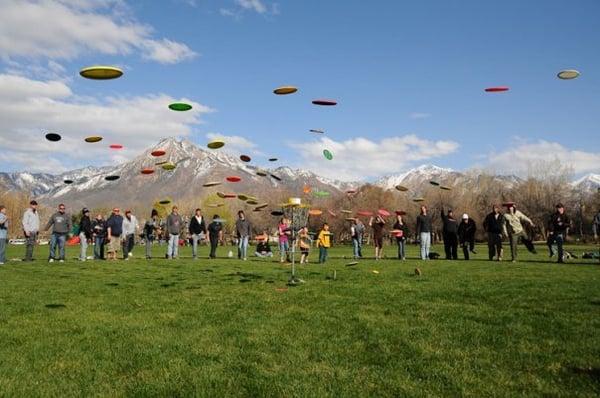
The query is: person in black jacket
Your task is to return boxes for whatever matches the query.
[547,203,571,263]
[392,213,409,260]
[440,206,458,260]
[458,213,477,260]
[208,214,223,259]
[483,204,505,261]
[78,208,93,261]
[189,208,207,260]
[91,213,107,260]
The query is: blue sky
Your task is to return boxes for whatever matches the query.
[1,0,599,180]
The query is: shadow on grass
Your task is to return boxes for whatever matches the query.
[567,366,600,382]
[45,303,66,309]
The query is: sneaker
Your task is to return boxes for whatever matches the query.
[0,262,4,265]
[124,257,129,261]
[243,257,247,261]
[59,259,64,263]
[128,252,133,257]
[48,258,54,263]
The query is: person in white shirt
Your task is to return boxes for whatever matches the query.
[22,200,40,262]
[121,210,139,259]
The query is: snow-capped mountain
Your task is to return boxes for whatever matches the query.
[572,174,600,192]
[375,164,461,191]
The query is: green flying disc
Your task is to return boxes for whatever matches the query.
[323,149,333,160]
[168,102,192,111]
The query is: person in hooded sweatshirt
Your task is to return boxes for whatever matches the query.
[440,206,459,260]
[458,213,477,260]
[22,200,40,262]
[208,214,223,259]
[78,208,93,261]
[503,203,536,262]
[483,204,505,261]
[189,208,207,260]
[45,203,72,263]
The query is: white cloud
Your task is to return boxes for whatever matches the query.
[290,135,459,181]
[482,139,600,176]
[236,0,267,13]
[409,112,431,120]
[221,0,277,18]
[0,73,212,173]
[0,0,197,64]
[205,133,265,157]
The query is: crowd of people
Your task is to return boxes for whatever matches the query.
[0,199,597,266]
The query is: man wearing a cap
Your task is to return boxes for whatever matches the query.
[106,208,124,261]
[122,210,139,260]
[45,203,72,263]
[547,203,571,263]
[503,203,536,262]
[78,208,93,261]
[22,200,40,262]
[458,213,477,260]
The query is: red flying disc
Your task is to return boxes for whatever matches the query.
[395,210,407,216]
[312,99,337,106]
[141,168,154,175]
[224,193,237,199]
[151,150,166,157]
[226,176,241,183]
[240,155,251,162]
[391,229,404,237]
[378,209,391,217]
[357,210,373,217]
[109,144,123,149]
[485,87,509,92]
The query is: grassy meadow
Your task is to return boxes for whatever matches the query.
[0,242,599,397]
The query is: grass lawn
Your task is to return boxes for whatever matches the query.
[0,242,599,397]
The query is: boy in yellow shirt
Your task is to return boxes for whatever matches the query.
[317,223,331,264]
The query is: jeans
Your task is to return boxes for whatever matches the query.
[443,232,458,260]
[145,237,153,258]
[238,235,249,259]
[509,231,536,261]
[122,234,134,259]
[49,233,67,260]
[0,238,6,263]
[25,231,37,261]
[192,234,203,258]
[209,236,218,258]
[487,232,502,260]
[79,232,88,260]
[279,240,289,261]
[547,233,565,262]
[94,236,105,259]
[396,239,405,259]
[352,237,361,258]
[319,246,328,263]
[167,234,179,258]
[420,232,431,260]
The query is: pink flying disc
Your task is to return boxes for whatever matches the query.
[109,144,123,149]
[485,87,509,92]
[226,176,241,183]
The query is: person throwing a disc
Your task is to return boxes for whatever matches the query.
[503,203,536,262]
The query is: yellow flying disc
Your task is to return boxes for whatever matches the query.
[273,86,298,95]
[203,181,221,187]
[79,66,123,80]
[162,163,176,171]
[557,69,580,80]
[84,136,103,143]
[207,140,225,149]
[207,203,224,208]
[256,170,268,177]
[237,194,249,201]
[255,203,269,210]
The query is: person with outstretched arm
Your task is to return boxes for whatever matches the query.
[503,203,536,262]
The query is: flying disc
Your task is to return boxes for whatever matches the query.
[314,191,330,197]
[309,129,325,134]
[141,168,154,175]
[268,158,278,162]
[253,208,262,212]
[246,199,259,205]
[63,179,73,184]
[207,140,225,149]
[237,194,249,201]
[226,176,241,183]
[346,189,357,194]
[155,161,168,166]
[223,193,237,199]
[168,102,192,111]
[303,186,312,194]
[176,157,190,165]
[429,180,440,186]
[255,203,269,210]
[502,202,516,207]
[372,270,380,274]
[312,99,337,106]
[357,210,373,217]
[240,155,251,162]
[309,209,323,216]
[440,185,452,191]
[271,210,284,217]
[203,181,221,187]
[256,170,268,177]
[207,203,224,208]
[345,217,357,222]
[323,149,333,160]
[105,175,120,181]
[557,69,580,80]
[345,261,358,267]
[151,150,166,157]
[79,65,123,80]
[395,210,406,216]
[45,133,61,142]
[412,197,425,203]
[485,86,509,92]
[273,86,298,95]
[395,185,408,192]
[328,210,337,217]
[159,199,171,205]
[84,136,102,143]
[390,229,403,236]
[378,209,391,217]
[213,218,227,223]
[109,144,123,149]
[270,174,281,181]
[340,210,352,214]
[162,163,176,171]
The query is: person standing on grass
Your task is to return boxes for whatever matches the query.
[369,215,386,260]
[317,223,331,264]
[440,206,459,260]
[392,213,409,260]
[483,205,505,261]
[143,209,160,259]
[45,203,72,263]
[78,208,93,261]
[593,209,600,243]
[0,205,8,265]
[166,206,183,259]
[355,219,365,258]
[458,213,477,260]
[208,214,223,259]
[22,200,40,262]
[278,217,291,263]
[504,203,536,262]
[106,208,123,261]
[299,226,312,264]
[92,213,106,260]
[121,210,138,260]
[235,210,251,261]
[416,205,432,260]
[189,208,207,260]
[547,203,571,264]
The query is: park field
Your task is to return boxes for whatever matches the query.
[0,243,599,397]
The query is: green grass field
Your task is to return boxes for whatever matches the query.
[1,242,599,397]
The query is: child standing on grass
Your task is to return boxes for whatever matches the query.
[299,226,312,264]
[317,223,331,264]
[0,205,8,265]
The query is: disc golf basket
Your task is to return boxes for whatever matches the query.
[282,203,310,285]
